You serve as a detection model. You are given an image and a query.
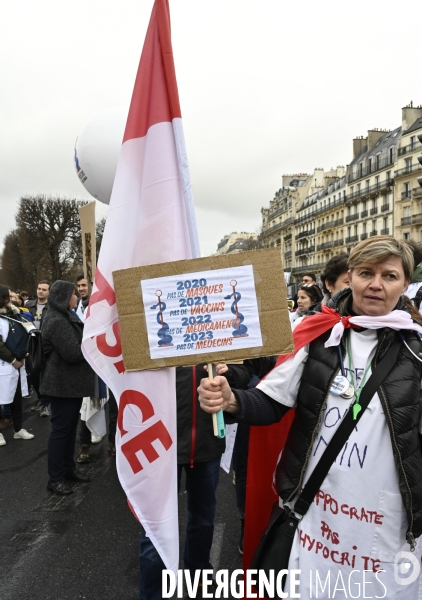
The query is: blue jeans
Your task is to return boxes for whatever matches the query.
[139,456,220,600]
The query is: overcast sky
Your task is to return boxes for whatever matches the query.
[1,0,421,258]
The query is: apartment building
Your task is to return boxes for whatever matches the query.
[393,105,422,242]
[258,104,422,281]
[215,231,257,255]
[344,128,397,257]
[296,168,347,277]
[260,173,311,271]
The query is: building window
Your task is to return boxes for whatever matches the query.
[404,206,410,218]
[405,158,412,173]
[366,180,370,190]
[368,158,373,173]
[386,170,391,183]
[389,147,394,163]
[410,135,416,149]
[404,233,410,240]
[376,154,380,170]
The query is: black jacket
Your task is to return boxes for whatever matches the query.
[235,288,422,547]
[176,364,249,465]
[40,280,95,398]
[26,298,46,318]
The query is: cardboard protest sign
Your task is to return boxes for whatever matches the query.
[113,248,293,370]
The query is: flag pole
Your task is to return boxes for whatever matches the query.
[207,363,225,438]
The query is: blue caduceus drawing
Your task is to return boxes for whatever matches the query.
[224,279,249,338]
[150,290,173,347]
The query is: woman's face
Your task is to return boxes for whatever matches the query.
[349,256,409,316]
[326,271,349,295]
[68,292,78,310]
[297,289,313,312]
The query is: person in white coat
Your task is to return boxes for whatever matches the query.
[0,285,34,446]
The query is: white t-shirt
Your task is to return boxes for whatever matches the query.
[33,302,47,329]
[257,328,422,599]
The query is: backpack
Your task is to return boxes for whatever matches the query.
[0,313,29,361]
[26,329,45,375]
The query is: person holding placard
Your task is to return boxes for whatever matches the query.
[198,236,422,597]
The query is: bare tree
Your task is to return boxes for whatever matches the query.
[0,230,28,290]
[96,217,106,262]
[1,195,87,292]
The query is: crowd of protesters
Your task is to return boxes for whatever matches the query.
[3,235,422,599]
[0,276,117,497]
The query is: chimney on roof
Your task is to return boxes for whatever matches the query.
[402,103,422,132]
[353,136,367,159]
[367,129,385,151]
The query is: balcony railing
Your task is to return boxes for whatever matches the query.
[294,197,346,225]
[292,262,326,274]
[333,238,344,247]
[381,203,390,212]
[284,250,292,258]
[345,180,393,203]
[317,218,343,233]
[370,230,378,236]
[345,235,359,243]
[361,210,368,218]
[317,241,334,251]
[380,228,389,235]
[264,222,282,235]
[412,214,422,225]
[370,207,378,215]
[394,164,422,178]
[345,213,359,222]
[413,187,422,198]
[296,229,315,239]
[401,191,412,200]
[284,233,292,241]
[281,217,294,228]
[361,233,368,240]
[295,246,315,257]
[268,205,287,220]
[398,140,422,156]
[348,157,395,184]
[401,216,411,226]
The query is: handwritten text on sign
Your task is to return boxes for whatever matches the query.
[141,265,263,360]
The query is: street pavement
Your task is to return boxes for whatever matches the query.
[0,395,243,600]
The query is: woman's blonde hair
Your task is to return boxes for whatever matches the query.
[348,235,414,281]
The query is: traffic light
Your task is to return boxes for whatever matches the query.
[418,133,422,188]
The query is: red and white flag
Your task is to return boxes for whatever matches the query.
[82,0,200,573]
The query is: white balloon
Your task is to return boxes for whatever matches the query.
[74,108,127,204]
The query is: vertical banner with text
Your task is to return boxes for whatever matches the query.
[81,0,200,573]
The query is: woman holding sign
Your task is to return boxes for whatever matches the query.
[198,236,422,597]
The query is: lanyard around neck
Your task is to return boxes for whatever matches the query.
[346,334,372,420]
